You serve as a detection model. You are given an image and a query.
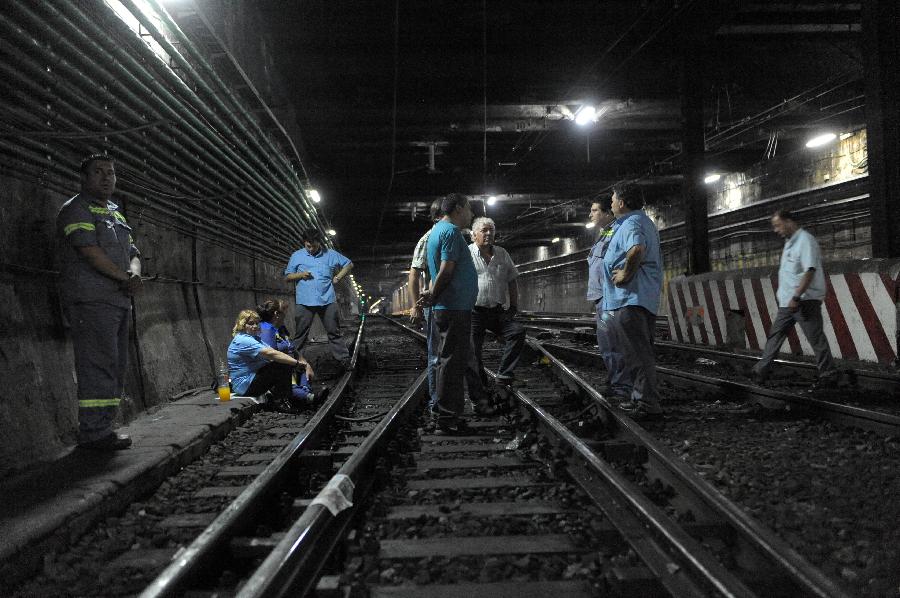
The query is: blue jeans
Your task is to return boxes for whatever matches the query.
[425,307,439,408]
[596,307,632,398]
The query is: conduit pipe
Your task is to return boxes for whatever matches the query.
[24,1,310,238]
[142,0,321,231]
[100,0,320,232]
[1,4,305,258]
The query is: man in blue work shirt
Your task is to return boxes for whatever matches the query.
[57,154,142,450]
[602,183,663,418]
[417,193,478,434]
[751,210,837,385]
[587,196,632,400]
[284,230,354,368]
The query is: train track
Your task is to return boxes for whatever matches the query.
[520,315,900,397]
[541,340,900,435]
[138,316,427,597]
[211,315,848,598]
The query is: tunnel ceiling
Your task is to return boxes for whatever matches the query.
[254,0,864,293]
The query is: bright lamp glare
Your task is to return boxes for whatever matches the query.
[574,105,597,126]
[326,229,337,236]
[805,132,837,148]
[704,173,721,184]
[308,189,321,203]
[551,237,561,243]
[585,222,596,229]
[486,195,497,206]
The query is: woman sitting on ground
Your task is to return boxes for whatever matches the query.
[256,300,321,404]
[227,309,315,412]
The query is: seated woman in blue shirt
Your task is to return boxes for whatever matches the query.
[256,300,317,404]
[228,309,315,412]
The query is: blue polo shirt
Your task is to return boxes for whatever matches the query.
[602,211,662,314]
[586,223,616,303]
[777,228,826,307]
[227,333,269,395]
[259,321,293,353]
[426,219,478,311]
[284,247,351,306]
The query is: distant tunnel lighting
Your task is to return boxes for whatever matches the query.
[326,229,337,236]
[805,132,837,148]
[486,195,498,206]
[574,105,597,126]
[585,222,596,229]
[551,237,561,243]
[704,173,721,184]
[307,189,321,203]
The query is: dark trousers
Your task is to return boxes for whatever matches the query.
[607,306,661,410]
[433,309,472,417]
[246,362,293,401]
[293,302,350,362]
[68,302,130,443]
[471,306,526,380]
[753,300,835,376]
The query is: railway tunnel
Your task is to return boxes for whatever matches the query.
[1,1,900,597]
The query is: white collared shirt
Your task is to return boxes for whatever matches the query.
[468,243,518,308]
[777,227,826,307]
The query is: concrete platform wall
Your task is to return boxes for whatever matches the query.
[0,173,343,478]
[667,260,900,366]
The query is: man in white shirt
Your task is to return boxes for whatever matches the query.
[751,210,837,384]
[469,217,526,384]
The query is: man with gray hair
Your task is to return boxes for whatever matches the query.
[469,216,526,385]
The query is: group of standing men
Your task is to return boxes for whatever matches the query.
[407,194,526,434]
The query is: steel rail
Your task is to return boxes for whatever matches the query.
[139,316,366,598]
[236,368,428,598]
[529,338,852,598]
[523,319,899,394]
[544,341,900,434]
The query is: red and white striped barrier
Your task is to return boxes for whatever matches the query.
[667,260,900,365]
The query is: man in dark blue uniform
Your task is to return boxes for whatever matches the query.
[57,155,142,450]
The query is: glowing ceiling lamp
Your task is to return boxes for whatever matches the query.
[585,222,596,229]
[486,195,498,206]
[551,237,561,243]
[805,132,837,148]
[574,105,597,126]
[326,229,337,237]
[307,189,321,203]
[704,173,721,184]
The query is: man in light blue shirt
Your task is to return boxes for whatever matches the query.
[418,193,478,434]
[586,196,632,399]
[602,183,663,418]
[751,210,836,384]
[284,230,354,368]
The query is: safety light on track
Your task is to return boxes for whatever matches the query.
[704,173,721,184]
[805,132,837,148]
[585,222,596,229]
[326,229,336,237]
[486,195,497,206]
[307,189,321,203]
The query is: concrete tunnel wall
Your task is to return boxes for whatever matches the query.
[0,173,351,478]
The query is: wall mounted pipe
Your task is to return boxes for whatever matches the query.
[1,4,306,258]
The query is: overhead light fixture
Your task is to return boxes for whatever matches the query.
[326,229,337,236]
[486,195,497,206]
[704,173,721,184]
[307,189,321,203]
[574,105,597,126]
[805,132,837,148]
[585,222,596,229]
[551,237,561,243]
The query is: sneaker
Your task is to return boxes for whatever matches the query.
[473,400,498,417]
[747,367,768,385]
[812,370,839,389]
[436,417,471,435]
[618,401,663,420]
[78,433,132,451]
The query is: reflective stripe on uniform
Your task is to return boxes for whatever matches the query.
[78,398,121,408]
[88,207,127,223]
[64,222,96,235]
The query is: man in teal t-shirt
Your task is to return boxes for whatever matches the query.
[419,193,477,433]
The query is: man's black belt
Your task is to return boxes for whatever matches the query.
[474,304,504,312]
